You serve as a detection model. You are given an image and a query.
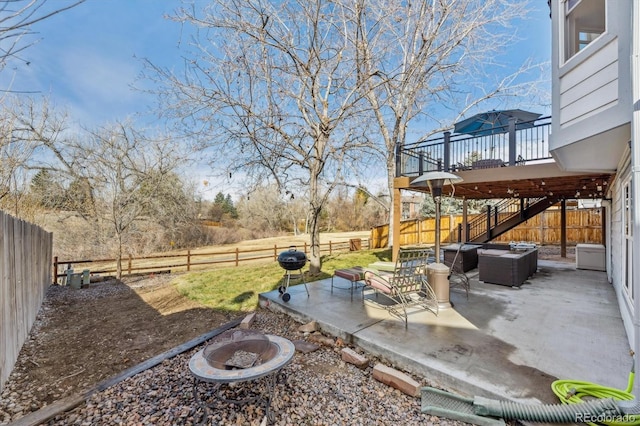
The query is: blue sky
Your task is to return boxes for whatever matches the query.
[1,0,552,199]
[2,0,552,129]
[2,0,184,126]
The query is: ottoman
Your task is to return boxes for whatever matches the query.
[332,267,366,301]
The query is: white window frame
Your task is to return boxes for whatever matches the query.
[561,0,606,63]
[623,178,634,302]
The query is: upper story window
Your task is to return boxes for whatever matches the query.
[564,0,605,61]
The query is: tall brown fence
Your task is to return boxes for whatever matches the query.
[370,208,603,248]
[0,210,53,391]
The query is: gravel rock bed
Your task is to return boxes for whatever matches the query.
[0,245,573,425]
[0,282,470,426]
[43,311,468,426]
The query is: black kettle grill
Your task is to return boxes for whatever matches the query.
[276,246,310,302]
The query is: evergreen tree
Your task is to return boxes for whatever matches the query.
[223,194,238,219]
[30,170,65,209]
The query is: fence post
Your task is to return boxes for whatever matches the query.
[444,131,451,172]
[329,241,332,255]
[486,205,492,240]
[508,117,517,166]
[235,248,239,267]
[53,256,59,284]
[561,200,567,257]
[128,254,132,275]
[274,245,277,261]
[187,250,191,272]
[540,210,545,245]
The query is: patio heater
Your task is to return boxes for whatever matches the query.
[411,171,463,309]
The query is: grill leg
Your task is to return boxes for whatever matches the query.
[297,268,310,297]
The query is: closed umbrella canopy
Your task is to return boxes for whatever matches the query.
[453,109,542,136]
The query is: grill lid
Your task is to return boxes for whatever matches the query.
[277,246,307,270]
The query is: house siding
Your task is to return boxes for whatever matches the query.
[551,0,640,395]
[610,156,634,348]
[550,0,632,172]
[559,39,619,128]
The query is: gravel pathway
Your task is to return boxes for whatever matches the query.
[45,311,469,426]
[2,308,471,426]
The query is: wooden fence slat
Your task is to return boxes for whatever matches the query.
[0,211,52,392]
[370,208,603,249]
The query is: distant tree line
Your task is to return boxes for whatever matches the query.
[0,97,386,278]
[0,0,543,277]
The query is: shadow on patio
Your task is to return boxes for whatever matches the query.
[259,260,631,404]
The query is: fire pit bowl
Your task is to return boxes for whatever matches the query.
[192,330,294,383]
[189,331,295,424]
[203,329,274,370]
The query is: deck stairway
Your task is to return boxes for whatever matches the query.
[466,196,560,244]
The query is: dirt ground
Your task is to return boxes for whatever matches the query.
[2,244,575,422]
[3,274,236,411]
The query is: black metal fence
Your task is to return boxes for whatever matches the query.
[397,116,552,177]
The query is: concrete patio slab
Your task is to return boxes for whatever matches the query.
[259,260,631,404]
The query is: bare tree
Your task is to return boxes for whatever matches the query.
[0,95,69,215]
[351,0,545,246]
[148,0,373,273]
[236,184,289,233]
[147,0,544,269]
[74,122,190,278]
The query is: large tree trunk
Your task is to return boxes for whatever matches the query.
[307,137,326,275]
[116,235,123,279]
[307,204,322,275]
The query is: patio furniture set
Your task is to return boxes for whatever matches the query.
[330,248,439,327]
[443,242,538,288]
[330,242,539,326]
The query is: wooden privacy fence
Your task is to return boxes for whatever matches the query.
[1,210,53,392]
[370,208,603,248]
[54,238,371,282]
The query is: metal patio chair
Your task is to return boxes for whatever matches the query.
[363,247,439,327]
[445,244,470,298]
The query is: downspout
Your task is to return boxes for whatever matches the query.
[631,0,640,397]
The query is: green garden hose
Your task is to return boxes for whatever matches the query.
[469,353,640,425]
[549,353,639,426]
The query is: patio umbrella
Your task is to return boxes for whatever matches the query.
[453,109,542,136]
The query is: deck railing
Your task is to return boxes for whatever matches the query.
[466,197,547,241]
[396,116,552,177]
